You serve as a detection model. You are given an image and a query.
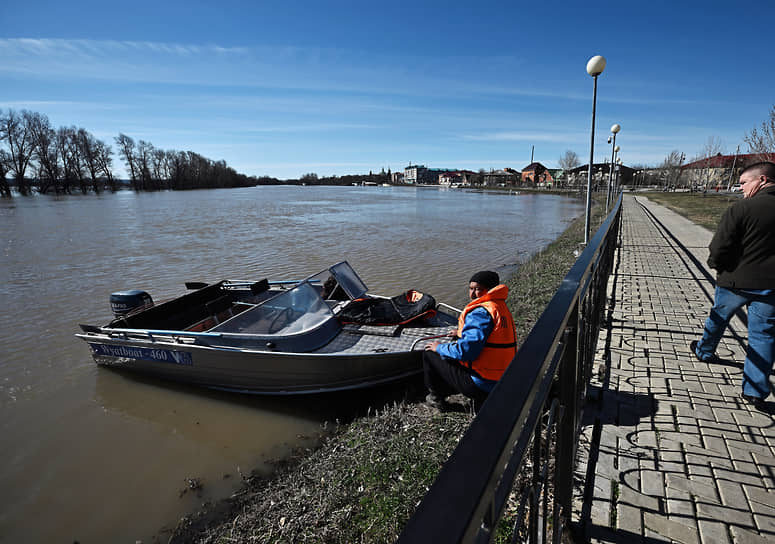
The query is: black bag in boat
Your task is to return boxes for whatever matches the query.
[338,290,437,326]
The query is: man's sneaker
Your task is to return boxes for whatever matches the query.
[690,340,722,364]
[425,393,450,411]
[740,393,767,412]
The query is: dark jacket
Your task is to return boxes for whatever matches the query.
[708,185,775,289]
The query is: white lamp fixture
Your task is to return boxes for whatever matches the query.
[584,55,606,244]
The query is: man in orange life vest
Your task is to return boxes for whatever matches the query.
[423,270,517,409]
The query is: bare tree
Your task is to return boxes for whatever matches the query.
[28,112,63,194]
[166,150,187,190]
[659,150,686,189]
[76,128,106,193]
[0,149,11,197]
[93,140,116,191]
[57,126,89,194]
[115,133,140,190]
[689,136,726,188]
[703,135,725,157]
[151,148,165,187]
[136,140,156,190]
[558,150,580,188]
[0,109,40,195]
[558,150,580,170]
[744,105,775,160]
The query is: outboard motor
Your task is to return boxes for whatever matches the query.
[110,290,153,318]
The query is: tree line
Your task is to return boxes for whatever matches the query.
[0,108,257,197]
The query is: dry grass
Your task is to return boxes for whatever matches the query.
[639,190,738,231]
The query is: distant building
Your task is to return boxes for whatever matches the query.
[404,165,437,184]
[567,163,635,189]
[547,169,564,187]
[404,165,460,185]
[483,168,518,186]
[391,171,405,184]
[520,162,549,185]
[439,171,463,186]
[681,152,775,188]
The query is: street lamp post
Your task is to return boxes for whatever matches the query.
[606,124,620,211]
[584,55,606,245]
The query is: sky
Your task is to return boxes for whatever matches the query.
[1,0,773,180]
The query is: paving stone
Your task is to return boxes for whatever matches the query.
[666,473,719,503]
[701,435,729,456]
[665,486,695,517]
[640,469,665,498]
[726,460,768,486]
[643,511,699,544]
[617,502,643,535]
[619,485,660,512]
[696,499,754,527]
[746,486,775,509]
[697,519,731,544]
[729,526,773,544]
[749,499,775,536]
[715,480,747,509]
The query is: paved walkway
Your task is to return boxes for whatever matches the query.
[574,194,775,544]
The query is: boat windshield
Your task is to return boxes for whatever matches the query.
[329,261,368,299]
[211,281,335,336]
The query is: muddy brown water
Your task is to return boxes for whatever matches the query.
[0,185,583,542]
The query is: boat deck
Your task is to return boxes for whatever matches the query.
[314,323,454,354]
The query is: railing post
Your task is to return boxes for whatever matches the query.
[554,310,580,534]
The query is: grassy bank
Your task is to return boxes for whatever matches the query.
[639,191,738,231]
[164,198,611,544]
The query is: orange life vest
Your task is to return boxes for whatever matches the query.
[457,284,517,381]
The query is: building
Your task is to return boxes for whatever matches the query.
[681,152,775,188]
[403,165,426,184]
[547,169,564,187]
[439,171,463,186]
[483,168,519,186]
[404,165,461,185]
[566,163,635,189]
[520,162,549,185]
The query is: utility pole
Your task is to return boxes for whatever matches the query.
[727,145,740,191]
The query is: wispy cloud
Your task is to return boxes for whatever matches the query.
[0,38,248,57]
[460,130,586,143]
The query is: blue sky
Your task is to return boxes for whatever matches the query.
[2,0,773,180]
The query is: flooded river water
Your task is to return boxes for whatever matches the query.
[0,185,583,542]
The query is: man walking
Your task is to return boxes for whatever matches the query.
[691,161,775,411]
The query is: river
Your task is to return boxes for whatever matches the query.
[0,185,583,543]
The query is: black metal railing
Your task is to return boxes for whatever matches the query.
[397,194,622,544]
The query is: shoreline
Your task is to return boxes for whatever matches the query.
[161,197,606,543]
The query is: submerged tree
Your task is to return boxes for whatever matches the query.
[0,149,11,197]
[0,109,39,195]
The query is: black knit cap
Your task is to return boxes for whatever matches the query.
[469,270,499,291]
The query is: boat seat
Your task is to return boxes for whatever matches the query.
[250,279,270,294]
[206,295,234,324]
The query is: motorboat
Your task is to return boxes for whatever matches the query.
[75,261,460,394]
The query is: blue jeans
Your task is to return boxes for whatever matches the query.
[695,286,775,399]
